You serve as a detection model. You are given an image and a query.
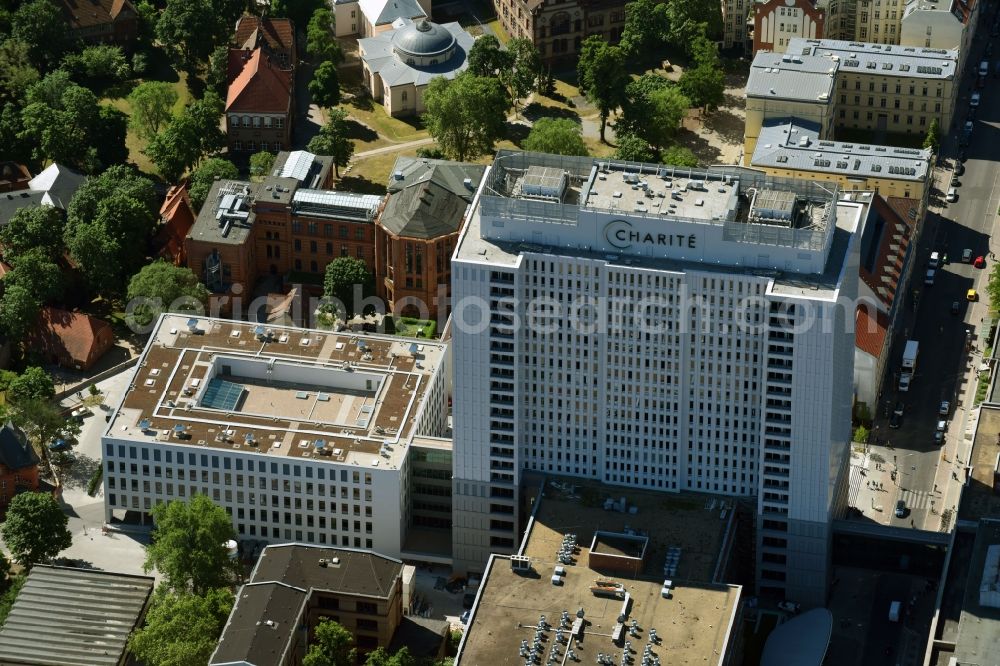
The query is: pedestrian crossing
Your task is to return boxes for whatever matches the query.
[899,488,937,511]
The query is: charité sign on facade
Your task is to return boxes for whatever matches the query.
[603,219,698,251]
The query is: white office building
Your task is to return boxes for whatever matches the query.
[451,151,865,606]
[102,315,451,563]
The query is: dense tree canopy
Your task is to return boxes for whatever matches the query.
[619,0,670,61]
[126,261,210,327]
[144,495,239,595]
[577,36,629,142]
[0,492,72,568]
[272,0,326,31]
[613,133,655,162]
[6,366,55,402]
[0,205,65,259]
[188,157,239,211]
[523,117,588,156]
[422,72,506,161]
[156,0,243,70]
[617,74,689,152]
[662,144,699,167]
[65,165,158,295]
[249,151,276,181]
[323,256,371,319]
[145,92,225,182]
[0,38,39,106]
[128,81,179,140]
[306,8,342,64]
[11,0,69,71]
[309,60,341,108]
[128,587,234,666]
[303,619,356,666]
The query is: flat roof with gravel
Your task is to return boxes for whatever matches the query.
[456,478,742,666]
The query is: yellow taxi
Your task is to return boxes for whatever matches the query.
[967,289,978,302]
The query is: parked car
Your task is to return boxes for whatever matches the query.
[934,430,945,445]
[893,401,905,417]
[925,269,936,285]
[963,248,973,262]
[946,188,958,203]
[975,256,986,269]
[895,500,907,518]
[968,289,979,302]
[899,374,912,391]
[460,610,471,624]
[889,413,902,429]
[951,301,961,315]
[955,162,965,176]
[70,407,91,422]
[971,92,982,107]
[939,401,950,416]
[937,419,947,432]
[48,439,71,452]
[951,176,961,187]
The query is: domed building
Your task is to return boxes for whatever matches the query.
[358,17,474,117]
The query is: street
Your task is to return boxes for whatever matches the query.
[865,23,1000,531]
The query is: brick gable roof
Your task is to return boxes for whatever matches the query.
[233,16,295,55]
[33,307,112,367]
[60,0,135,30]
[226,48,293,115]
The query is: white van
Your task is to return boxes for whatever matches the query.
[980,60,990,77]
[899,373,912,392]
[929,251,940,268]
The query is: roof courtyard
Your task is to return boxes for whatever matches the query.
[106,314,446,470]
[456,477,742,666]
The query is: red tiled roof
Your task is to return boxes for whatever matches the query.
[234,16,295,55]
[159,185,195,263]
[226,48,293,114]
[33,307,112,366]
[860,195,918,310]
[59,0,135,30]
[856,306,889,358]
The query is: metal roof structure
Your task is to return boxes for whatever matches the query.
[279,150,316,182]
[359,18,473,88]
[787,37,958,79]
[760,608,833,666]
[746,52,838,102]
[751,119,932,182]
[291,189,382,222]
[0,565,154,666]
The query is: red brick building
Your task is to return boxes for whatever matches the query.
[374,157,485,318]
[185,152,382,300]
[157,185,195,266]
[226,47,295,155]
[0,423,40,519]
[30,307,114,371]
[59,0,138,48]
[234,15,296,68]
[751,0,825,55]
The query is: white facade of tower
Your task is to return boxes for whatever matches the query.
[451,152,862,606]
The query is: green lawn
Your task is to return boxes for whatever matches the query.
[102,72,194,176]
[389,317,437,338]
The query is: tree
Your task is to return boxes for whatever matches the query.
[576,36,629,142]
[309,60,341,108]
[666,0,722,45]
[618,0,670,62]
[0,492,72,568]
[467,35,511,78]
[690,34,721,69]
[613,133,654,162]
[503,38,543,112]
[145,92,226,182]
[303,618,356,666]
[157,0,244,70]
[206,45,230,97]
[0,205,65,259]
[144,495,239,595]
[249,151,276,181]
[11,0,69,71]
[422,73,506,161]
[0,284,40,343]
[662,144,699,167]
[617,75,689,152]
[307,108,355,178]
[307,8,343,64]
[18,72,126,173]
[7,367,55,402]
[923,118,941,153]
[65,165,158,294]
[188,158,239,211]
[0,39,39,106]
[128,587,234,666]
[678,64,724,112]
[5,248,64,303]
[128,82,179,140]
[523,117,588,156]
[61,45,131,88]
[323,257,371,319]
[987,261,1000,315]
[365,647,415,666]
[8,399,81,455]
[126,261,210,327]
